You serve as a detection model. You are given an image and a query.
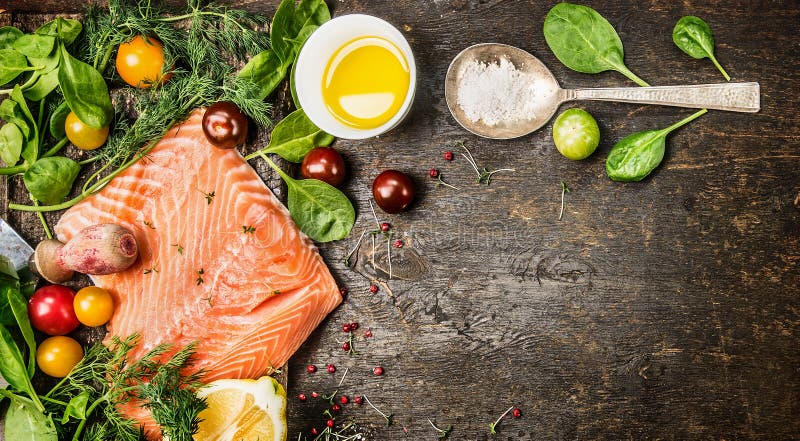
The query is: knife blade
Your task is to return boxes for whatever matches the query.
[0,217,34,271]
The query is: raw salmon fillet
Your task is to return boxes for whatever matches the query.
[55,108,342,382]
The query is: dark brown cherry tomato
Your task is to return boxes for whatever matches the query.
[372,170,415,214]
[202,102,248,149]
[301,147,346,187]
[28,285,80,336]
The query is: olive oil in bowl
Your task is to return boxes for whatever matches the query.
[322,36,411,130]
[294,14,417,139]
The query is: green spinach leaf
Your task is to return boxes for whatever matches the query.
[271,0,330,62]
[12,34,56,59]
[289,24,318,108]
[58,43,113,128]
[61,391,91,424]
[24,50,61,101]
[286,177,355,242]
[243,0,327,99]
[606,109,707,181]
[672,16,729,81]
[0,324,32,394]
[0,286,17,325]
[35,18,83,45]
[295,0,331,29]
[0,26,23,50]
[543,2,649,87]
[0,256,20,325]
[262,108,333,162]
[239,49,289,100]
[49,101,70,140]
[0,48,31,85]
[10,86,38,164]
[3,394,57,441]
[7,283,36,377]
[0,99,30,139]
[0,122,23,166]
[27,47,61,73]
[265,155,354,242]
[23,68,60,102]
[23,156,80,205]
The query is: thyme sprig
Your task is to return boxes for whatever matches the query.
[559,181,570,220]
[362,395,393,427]
[458,142,514,186]
[489,406,514,435]
[321,368,349,406]
[195,268,204,285]
[435,174,459,190]
[304,421,363,441]
[428,419,453,439]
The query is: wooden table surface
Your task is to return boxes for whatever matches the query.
[1,1,799,439]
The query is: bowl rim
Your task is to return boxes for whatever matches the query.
[295,14,417,140]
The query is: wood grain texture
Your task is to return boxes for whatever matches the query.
[2,1,799,440]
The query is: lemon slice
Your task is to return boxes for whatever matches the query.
[194,376,287,441]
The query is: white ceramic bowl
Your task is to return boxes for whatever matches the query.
[295,14,417,139]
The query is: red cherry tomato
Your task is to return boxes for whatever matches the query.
[36,336,83,378]
[28,285,80,336]
[372,170,415,214]
[202,102,248,149]
[301,147,346,187]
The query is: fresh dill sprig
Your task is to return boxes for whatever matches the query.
[11,0,273,213]
[34,0,271,207]
[137,342,207,441]
[222,76,274,128]
[45,335,208,441]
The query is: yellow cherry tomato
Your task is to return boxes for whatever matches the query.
[73,286,114,327]
[65,111,109,150]
[115,35,170,88]
[36,336,84,378]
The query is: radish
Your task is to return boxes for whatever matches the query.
[31,224,138,282]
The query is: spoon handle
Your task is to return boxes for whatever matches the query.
[569,82,760,113]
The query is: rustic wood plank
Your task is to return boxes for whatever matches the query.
[1,1,799,440]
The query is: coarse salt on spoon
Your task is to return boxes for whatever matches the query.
[445,43,760,140]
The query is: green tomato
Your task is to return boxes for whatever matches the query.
[552,108,600,160]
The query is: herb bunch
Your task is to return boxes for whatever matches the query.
[11,0,273,213]
[86,0,273,160]
[44,335,207,441]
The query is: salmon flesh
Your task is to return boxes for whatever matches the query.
[55,109,342,383]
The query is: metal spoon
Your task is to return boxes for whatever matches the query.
[444,43,760,139]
